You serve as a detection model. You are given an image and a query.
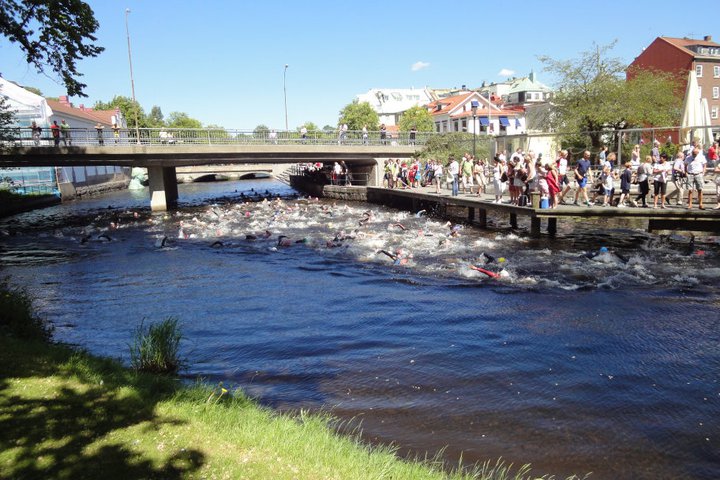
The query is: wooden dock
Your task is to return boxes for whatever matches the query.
[317,183,720,237]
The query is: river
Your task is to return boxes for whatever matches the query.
[1,179,719,479]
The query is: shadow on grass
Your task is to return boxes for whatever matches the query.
[0,337,205,479]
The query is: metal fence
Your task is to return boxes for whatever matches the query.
[4,127,436,148]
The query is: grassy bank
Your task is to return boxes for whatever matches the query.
[0,287,586,479]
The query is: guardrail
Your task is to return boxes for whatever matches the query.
[4,127,434,148]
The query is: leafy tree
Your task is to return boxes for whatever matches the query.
[418,132,491,164]
[298,121,318,133]
[22,86,43,96]
[0,96,17,144]
[398,105,434,132]
[205,124,228,139]
[0,0,103,97]
[322,125,335,133]
[146,106,165,128]
[94,96,147,129]
[166,112,201,129]
[338,101,379,131]
[539,41,682,148]
[253,124,269,136]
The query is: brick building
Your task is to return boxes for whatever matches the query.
[629,35,720,128]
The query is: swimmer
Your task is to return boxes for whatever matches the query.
[97,233,112,242]
[277,235,293,247]
[415,209,427,218]
[376,248,412,266]
[210,240,224,248]
[469,254,507,278]
[155,235,170,248]
[584,246,629,264]
[389,222,407,231]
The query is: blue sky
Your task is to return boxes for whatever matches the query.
[1,0,717,130]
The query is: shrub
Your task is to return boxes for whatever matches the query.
[129,317,184,375]
[0,280,53,341]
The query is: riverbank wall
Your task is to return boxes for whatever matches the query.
[0,194,61,218]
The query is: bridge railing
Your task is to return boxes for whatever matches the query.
[4,127,436,148]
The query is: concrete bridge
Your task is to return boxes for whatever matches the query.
[175,164,277,183]
[1,143,420,210]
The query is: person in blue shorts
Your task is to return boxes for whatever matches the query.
[573,150,593,206]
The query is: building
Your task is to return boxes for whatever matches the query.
[355,87,435,126]
[629,35,720,127]
[0,79,131,198]
[425,91,525,136]
[504,72,553,106]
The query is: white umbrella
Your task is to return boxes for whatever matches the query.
[699,98,714,146]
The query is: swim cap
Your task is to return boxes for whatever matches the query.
[599,246,609,253]
[498,257,506,263]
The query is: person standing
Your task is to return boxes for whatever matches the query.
[630,144,641,171]
[708,141,718,168]
[409,125,417,146]
[633,155,653,208]
[112,123,120,144]
[300,126,308,144]
[492,156,507,203]
[617,162,633,207]
[433,160,443,194]
[686,147,707,209]
[30,121,42,146]
[50,120,60,146]
[668,152,687,206]
[598,145,608,167]
[448,155,460,196]
[573,150,593,206]
[380,124,387,145]
[362,125,368,145]
[60,119,71,146]
[652,154,671,209]
[557,150,571,203]
[95,123,105,145]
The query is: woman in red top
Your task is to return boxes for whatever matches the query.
[547,163,561,208]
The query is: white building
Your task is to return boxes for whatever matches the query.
[425,91,525,136]
[356,87,435,126]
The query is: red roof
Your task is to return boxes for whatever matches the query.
[657,36,720,57]
[47,98,118,126]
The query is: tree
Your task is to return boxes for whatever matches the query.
[419,132,490,164]
[298,121,318,133]
[146,106,165,128]
[0,0,103,97]
[539,41,682,148]
[22,86,43,96]
[166,112,202,129]
[0,96,17,143]
[94,96,147,129]
[398,105,434,132]
[338,101,379,131]
[253,124,269,136]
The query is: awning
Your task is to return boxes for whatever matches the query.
[499,116,510,127]
[479,116,489,126]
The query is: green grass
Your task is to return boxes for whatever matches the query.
[0,287,589,479]
[129,317,184,374]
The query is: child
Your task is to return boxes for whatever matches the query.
[616,162,633,207]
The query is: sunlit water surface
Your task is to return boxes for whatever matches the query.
[1,180,719,479]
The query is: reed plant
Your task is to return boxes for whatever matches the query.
[129,316,184,374]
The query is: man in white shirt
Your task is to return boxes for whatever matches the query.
[686,147,707,209]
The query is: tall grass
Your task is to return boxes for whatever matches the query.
[129,316,184,374]
[0,279,53,340]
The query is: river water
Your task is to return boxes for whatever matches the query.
[1,180,719,479]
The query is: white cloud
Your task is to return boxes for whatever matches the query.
[411,61,430,72]
[498,68,515,77]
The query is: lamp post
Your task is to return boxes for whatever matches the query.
[125,8,140,144]
[471,100,479,157]
[283,64,289,132]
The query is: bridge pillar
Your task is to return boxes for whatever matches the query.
[148,166,178,211]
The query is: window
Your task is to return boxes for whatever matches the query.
[714,87,720,99]
[715,66,720,78]
[712,106,719,120]
[696,64,703,77]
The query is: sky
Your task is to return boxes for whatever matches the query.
[1,0,718,130]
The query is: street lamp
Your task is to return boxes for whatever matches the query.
[125,8,140,144]
[283,64,289,132]
[471,100,479,157]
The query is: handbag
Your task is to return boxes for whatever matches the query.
[500,172,508,182]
